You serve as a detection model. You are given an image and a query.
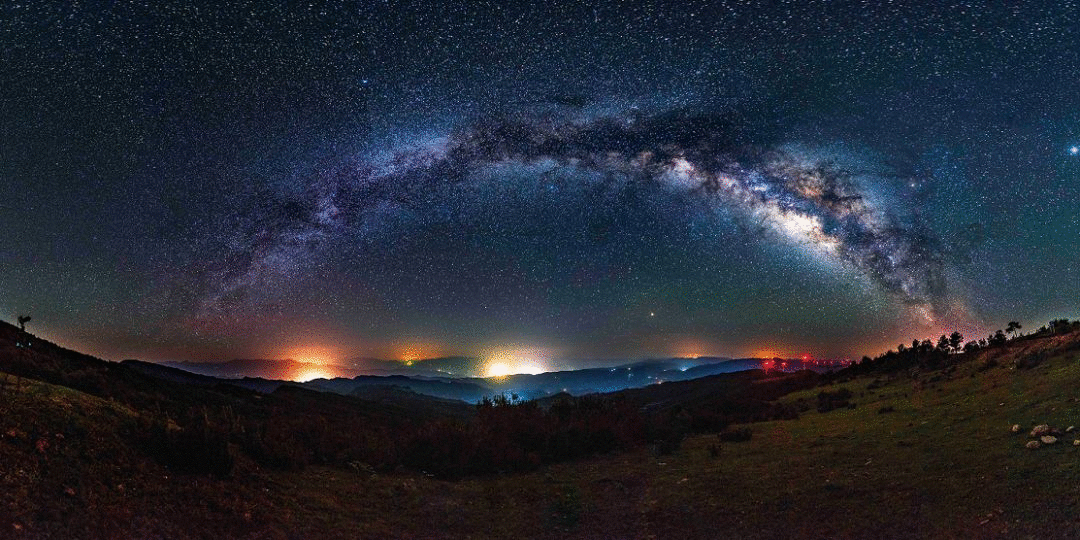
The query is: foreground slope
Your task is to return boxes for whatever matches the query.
[2,321,1080,538]
[229,326,1080,539]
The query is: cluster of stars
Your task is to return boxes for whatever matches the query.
[1,1,1076,363]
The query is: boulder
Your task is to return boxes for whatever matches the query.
[1074,440,1080,447]
[1030,424,1052,437]
[1067,426,1075,433]
[1026,440,1041,449]
[1010,424,1021,433]
[1040,435,1058,445]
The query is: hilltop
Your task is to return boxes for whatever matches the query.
[1,319,1080,538]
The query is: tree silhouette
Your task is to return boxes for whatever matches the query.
[989,329,1007,347]
[936,334,950,353]
[948,331,964,353]
[1049,319,1072,334]
[1006,321,1022,339]
[17,315,30,332]
[919,339,933,354]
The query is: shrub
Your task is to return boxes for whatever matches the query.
[140,408,235,477]
[816,388,853,413]
[551,486,582,529]
[718,427,753,442]
[1014,353,1044,370]
[651,438,681,456]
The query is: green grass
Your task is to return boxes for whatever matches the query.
[3,333,1080,538]
[251,338,1080,538]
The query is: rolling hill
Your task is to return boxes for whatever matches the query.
[2,318,1080,538]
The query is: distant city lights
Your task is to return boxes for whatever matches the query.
[482,347,550,377]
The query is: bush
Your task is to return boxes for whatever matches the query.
[816,388,853,413]
[140,408,234,477]
[718,427,753,442]
[651,438,681,456]
[1014,353,1044,370]
[238,417,311,471]
[397,395,650,478]
[551,486,582,529]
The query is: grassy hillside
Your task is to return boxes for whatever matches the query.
[2,321,1080,538]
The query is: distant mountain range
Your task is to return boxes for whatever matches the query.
[155,355,847,402]
[162,356,485,380]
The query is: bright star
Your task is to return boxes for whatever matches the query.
[1070,146,1079,156]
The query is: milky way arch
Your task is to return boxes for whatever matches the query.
[202,108,952,324]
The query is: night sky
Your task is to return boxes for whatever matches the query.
[2,1,1078,372]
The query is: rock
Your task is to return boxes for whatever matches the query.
[347,461,376,478]
[1067,426,1075,433]
[1074,440,1080,446]
[1026,440,1041,449]
[1041,435,1058,445]
[1010,424,1021,433]
[1030,424,1052,437]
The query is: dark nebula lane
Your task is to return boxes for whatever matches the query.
[204,109,958,329]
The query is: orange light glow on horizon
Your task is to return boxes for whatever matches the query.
[294,366,335,382]
[482,347,549,378]
[400,347,421,366]
[397,342,442,366]
[485,362,512,378]
[672,338,709,359]
[281,345,339,366]
[752,348,782,359]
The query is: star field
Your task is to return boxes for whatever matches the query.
[1,1,1078,365]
